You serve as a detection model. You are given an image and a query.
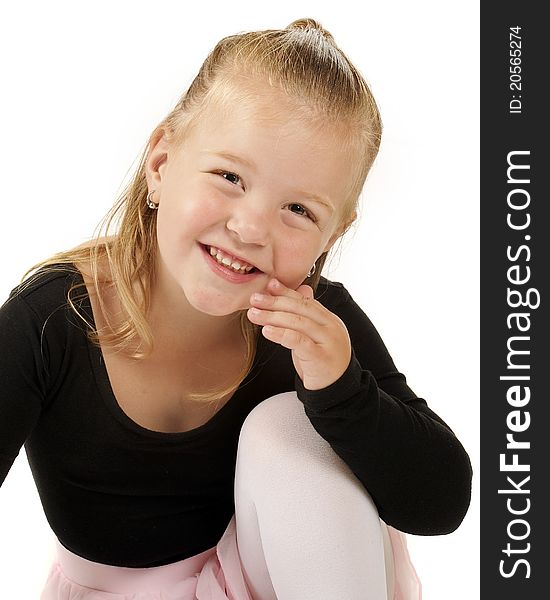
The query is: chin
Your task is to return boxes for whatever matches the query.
[186,288,247,317]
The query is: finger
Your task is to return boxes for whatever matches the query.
[260,325,319,358]
[296,284,314,299]
[249,294,328,327]
[247,307,326,344]
[266,278,313,299]
[250,283,328,326]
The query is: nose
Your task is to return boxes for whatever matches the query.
[225,196,271,246]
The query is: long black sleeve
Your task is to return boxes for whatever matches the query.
[0,293,45,484]
[295,283,473,535]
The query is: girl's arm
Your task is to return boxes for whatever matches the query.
[249,278,472,536]
[0,291,45,486]
[296,282,473,535]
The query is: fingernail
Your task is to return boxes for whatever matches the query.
[270,278,280,288]
[252,293,266,302]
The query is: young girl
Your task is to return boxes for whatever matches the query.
[0,18,472,600]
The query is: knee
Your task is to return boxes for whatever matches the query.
[242,391,303,427]
[238,391,305,455]
[237,391,345,470]
[236,393,382,521]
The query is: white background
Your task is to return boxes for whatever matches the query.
[0,1,479,598]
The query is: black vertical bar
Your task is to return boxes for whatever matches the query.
[481,2,549,597]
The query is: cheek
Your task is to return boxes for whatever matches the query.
[155,210,180,253]
[162,186,226,229]
[282,232,321,260]
[274,237,318,289]
[194,195,227,224]
[185,181,229,217]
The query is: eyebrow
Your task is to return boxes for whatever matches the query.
[201,150,335,212]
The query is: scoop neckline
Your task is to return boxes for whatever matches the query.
[70,265,259,441]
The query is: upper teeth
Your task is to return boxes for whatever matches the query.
[208,246,255,273]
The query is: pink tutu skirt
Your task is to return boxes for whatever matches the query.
[41,516,421,599]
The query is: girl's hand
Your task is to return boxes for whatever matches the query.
[247,278,352,391]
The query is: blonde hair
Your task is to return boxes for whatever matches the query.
[19,18,382,405]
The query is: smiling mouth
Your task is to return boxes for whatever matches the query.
[201,244,262,274]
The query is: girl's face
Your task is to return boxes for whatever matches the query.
[147,87,357,316]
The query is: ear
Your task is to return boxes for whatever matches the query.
[322,209,357,254]
[145,127,172,191]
